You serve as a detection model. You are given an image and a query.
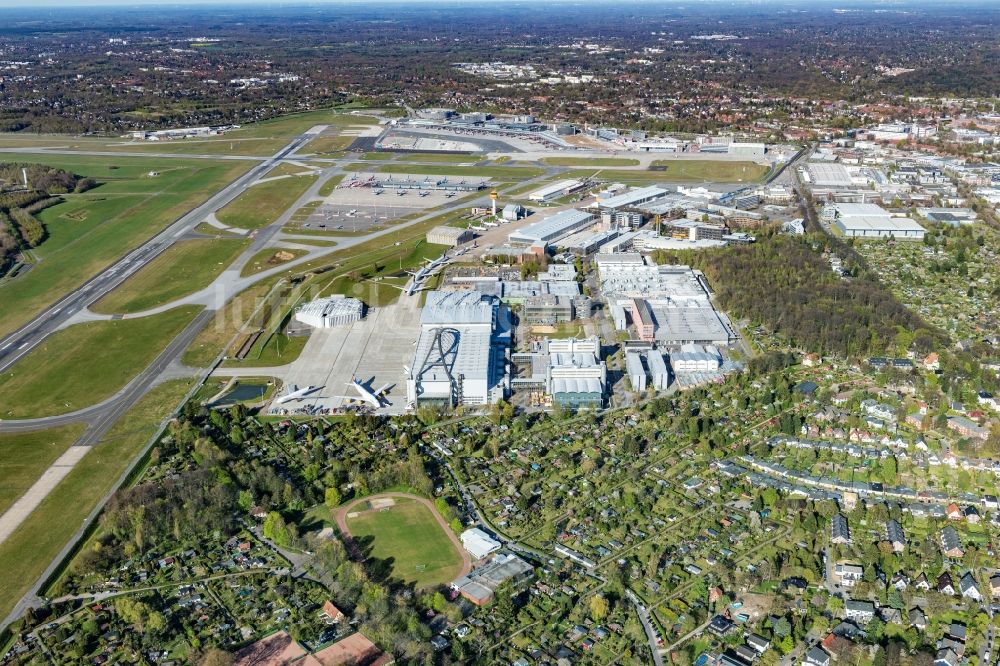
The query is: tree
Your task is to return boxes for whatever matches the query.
[325,487,342,509]
[199,649,233,666]
[590,594,610,621]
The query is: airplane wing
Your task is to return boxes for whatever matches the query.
[374,383,391,396]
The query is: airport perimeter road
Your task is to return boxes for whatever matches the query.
[0,130,319,376]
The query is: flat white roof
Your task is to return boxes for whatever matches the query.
[508,209,594,244]
[529,179,583,200]
[296,296,364,318]
[421,290,495,326]
[836,216,926,233]
[597,186,667,210]
[832,202,890,218]
[460,528,501,557]
[807,163,853,187]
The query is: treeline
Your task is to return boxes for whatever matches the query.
[693,234,943,357]
[0,162,94,194]
[0,163,94,275]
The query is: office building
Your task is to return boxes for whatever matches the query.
[523,294,575,324]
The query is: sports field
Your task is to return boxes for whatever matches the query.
[217,172,318,229]
[93,238,250,314]
[0,153,249,339]
[343,497,465,588]
[0,306,200,419]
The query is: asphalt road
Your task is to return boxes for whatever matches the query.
[0,132,315,377]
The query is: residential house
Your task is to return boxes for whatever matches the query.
[831,514,852,545]
[945,503,963,520]
[886,519,906,553]
[709,615,735,637]
[890,573,909,591]
[910,607,927,630]
[940,526,964,558]
[805,646,831,666]
[960,572,983,601]
[989,574,1000,598]
[820,634,854,662]
[937,572,956,596]
[320,600,345,624]
[843,600,876,624]
[935,648,959,666]
[835,563,863,588]
[948,416,989,441]
[747,634,770,655]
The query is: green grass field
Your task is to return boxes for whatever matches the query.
[0,153,250,339]
[0,424,87,516]
[240,247,310,277]
[397,153,482,163]
[540,156,640,167]
[217,173,318,229]
[0,306,200,419]
[92,238,249,314]
[345,497,464,588]
[367,163,545,180]
[0,109,379,157]
[231,331,310,367]
[646,159,769,182]
[317,240,448,306]
[0,379,195,620]
[559,160,767,185]
[316,174,345,198]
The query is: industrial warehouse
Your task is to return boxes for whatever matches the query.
[598,255,736,347]
[246,144,775,418]
[822,202,926,240]
[406,290,511,407]
[293,296,365,329]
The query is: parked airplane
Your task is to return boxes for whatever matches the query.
[275,384,318,404]
[335,377,391,408]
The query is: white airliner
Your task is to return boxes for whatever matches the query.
[336,378,391,408]
[275,384,318,404]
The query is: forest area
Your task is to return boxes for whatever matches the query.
[686,234,943,358]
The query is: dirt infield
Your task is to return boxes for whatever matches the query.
[333,492,471,583]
